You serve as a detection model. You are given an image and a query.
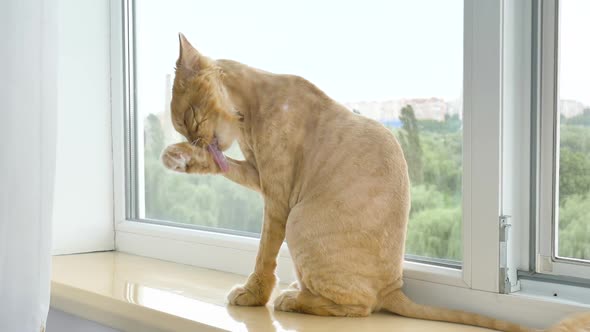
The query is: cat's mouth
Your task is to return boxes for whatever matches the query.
[207,137,229,173]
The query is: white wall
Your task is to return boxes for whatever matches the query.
[47,309,120,332]
[52,0,115,254]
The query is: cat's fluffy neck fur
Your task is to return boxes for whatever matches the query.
[217,59,265,125]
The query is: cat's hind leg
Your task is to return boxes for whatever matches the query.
[273,289,371,317]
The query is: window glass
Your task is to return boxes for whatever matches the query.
[557,0,590,261]
[136,0,463,261]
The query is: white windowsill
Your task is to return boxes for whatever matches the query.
[51,252,589,332]
[51,252,487,332]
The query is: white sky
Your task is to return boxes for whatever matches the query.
[135,0,463,117]
[559,0,590,106]
[135,0,588,118]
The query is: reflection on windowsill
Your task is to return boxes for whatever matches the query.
[50,252,489,332]
[126,283,294,331]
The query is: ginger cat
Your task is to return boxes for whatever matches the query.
[162,34,588,332]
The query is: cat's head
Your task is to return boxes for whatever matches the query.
[170,34,239,151]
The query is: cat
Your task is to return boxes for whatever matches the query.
[161,34,588,332]
[547,313,590,332]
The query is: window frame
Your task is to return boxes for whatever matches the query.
[111,0,590,301]
[112,0,504,291]
[109,0,590,326]
[536,0,590,279]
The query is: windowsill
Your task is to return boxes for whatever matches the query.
[51,252,488,332]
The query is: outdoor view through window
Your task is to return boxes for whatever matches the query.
[557,0,590,261]
[136,0,463,261]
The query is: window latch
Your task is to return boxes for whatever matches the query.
[499,215,513,294]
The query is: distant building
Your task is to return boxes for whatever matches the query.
[560,99,586,118]
[343,97,462,123]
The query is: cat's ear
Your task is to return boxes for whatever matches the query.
[176,33,203,75]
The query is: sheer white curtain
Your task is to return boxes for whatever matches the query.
[0,0,58,331]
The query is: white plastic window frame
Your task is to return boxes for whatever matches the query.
[110,0,506,293]
[537,0,590,279]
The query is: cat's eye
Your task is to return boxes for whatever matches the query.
[183,105,198,132]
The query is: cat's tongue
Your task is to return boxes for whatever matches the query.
[207,138,229,173]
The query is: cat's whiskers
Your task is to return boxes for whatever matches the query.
[191,137,202,147]
[190,136,214,148]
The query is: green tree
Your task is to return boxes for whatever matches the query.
[559,123,590,205]
[558,194,590,260]
[558,148,590,205]
[564,108,590,126]
[421,132,462,199]
[418,113,461,134]
[405,184,462,260]
[389,110,463,261]
[398,105,424,184]
[556,121,590,260]
[145,114,165,160]
[560,124,590,154]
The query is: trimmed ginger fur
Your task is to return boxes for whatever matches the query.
[161,34,588,332]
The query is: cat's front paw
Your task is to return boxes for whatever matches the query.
[161,143,193,172]
[162,142,216,174]
[227,273,276,306]
[227,285,267,306]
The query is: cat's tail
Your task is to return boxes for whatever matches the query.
[546,312,590,332]
[381,289,536,332]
